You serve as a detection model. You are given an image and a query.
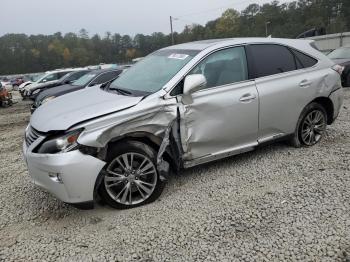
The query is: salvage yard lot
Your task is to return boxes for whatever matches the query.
[0,90,349,261]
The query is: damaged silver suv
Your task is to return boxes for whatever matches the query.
[23,38,343,209]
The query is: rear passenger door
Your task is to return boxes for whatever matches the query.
[246,44,319,142]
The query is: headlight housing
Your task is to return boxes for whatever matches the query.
[37,129,83,154]
[41,96,56,105]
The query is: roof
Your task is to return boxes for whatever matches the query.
[89,67,124,74]
[165,37,314,51]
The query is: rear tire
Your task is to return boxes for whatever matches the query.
[99,141,165,209]
[290,102,327,147]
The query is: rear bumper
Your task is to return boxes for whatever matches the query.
[23,141,106,204]
[329,88,343,122]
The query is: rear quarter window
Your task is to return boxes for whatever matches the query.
[291,49,318,68]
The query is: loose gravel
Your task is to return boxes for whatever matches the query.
[0,90,349,261]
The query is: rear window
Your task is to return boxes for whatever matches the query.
[292,49,318,68]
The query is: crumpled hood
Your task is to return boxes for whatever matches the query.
[25,80,58,91]
[27,80,59,91]
[31,86,143,132]
[19,81,32,90]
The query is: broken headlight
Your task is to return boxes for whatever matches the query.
[37,129,83,154]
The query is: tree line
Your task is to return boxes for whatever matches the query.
[0,0,349,75]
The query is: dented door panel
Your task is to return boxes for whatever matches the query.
[179,81,259,161]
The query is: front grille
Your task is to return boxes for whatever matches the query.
[25,126,41,147]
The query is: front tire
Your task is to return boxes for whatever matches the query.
[99,141,165,209]
[291,103,327,147]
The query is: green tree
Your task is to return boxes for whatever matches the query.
[215,9,240,37]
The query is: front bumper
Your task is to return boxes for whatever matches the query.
[23,140,106,204]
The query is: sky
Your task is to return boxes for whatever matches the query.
[2,0,291,37]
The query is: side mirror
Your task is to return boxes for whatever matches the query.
[182,74,206,104]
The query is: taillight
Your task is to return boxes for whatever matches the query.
[332,64,345,75]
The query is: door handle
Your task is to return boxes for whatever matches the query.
[239,93,256,102]
[299,80,312,87]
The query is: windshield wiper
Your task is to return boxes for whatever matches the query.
[112,87,133,96]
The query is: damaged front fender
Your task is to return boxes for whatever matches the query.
[75,95,184,178]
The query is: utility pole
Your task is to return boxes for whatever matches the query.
[265,21,271,37]
[170,16,174,45]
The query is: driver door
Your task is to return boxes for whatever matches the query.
[179,46,259,164]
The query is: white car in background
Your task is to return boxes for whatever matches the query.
[20,69,81,98]
[18,73,46,91]
[19,74,44,91]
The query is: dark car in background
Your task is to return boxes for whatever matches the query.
[327,45,350,87]
[27,69,91,100]
[32,68,124,112]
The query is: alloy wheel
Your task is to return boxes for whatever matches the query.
[301,110,326,146]
[104,152,158,205]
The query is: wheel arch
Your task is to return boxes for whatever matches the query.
[102,131,177,173]
[310,96,334,124]
[107,131,162,154]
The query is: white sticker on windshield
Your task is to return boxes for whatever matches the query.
[168,53,189,60]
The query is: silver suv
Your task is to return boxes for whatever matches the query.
[23,38,343,209]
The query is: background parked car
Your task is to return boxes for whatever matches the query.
[27,69,91,100]
[0,81,13,107]
[32,68,124,112]
[327,45,350,87]
[20,69,76,98]
[19,73,44,91]
[0,79,13,91]
[10,77,25,90]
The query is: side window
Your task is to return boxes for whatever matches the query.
[40,73,58,83]
[68,71,88,81]
[249,44,297,78]
[292,49,318,68]
[190,46,248,89]
[57,71,71,79]
[111,70,122,78]
[91,71,119,85]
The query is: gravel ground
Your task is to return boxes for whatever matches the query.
[0,90,349,261]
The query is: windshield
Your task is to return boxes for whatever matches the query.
[328,47,350,59]
[37,72,57,83]
[109,49,199,94]
[32,73,44,82]
[72,73,97,86]
[60,72,74,80]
